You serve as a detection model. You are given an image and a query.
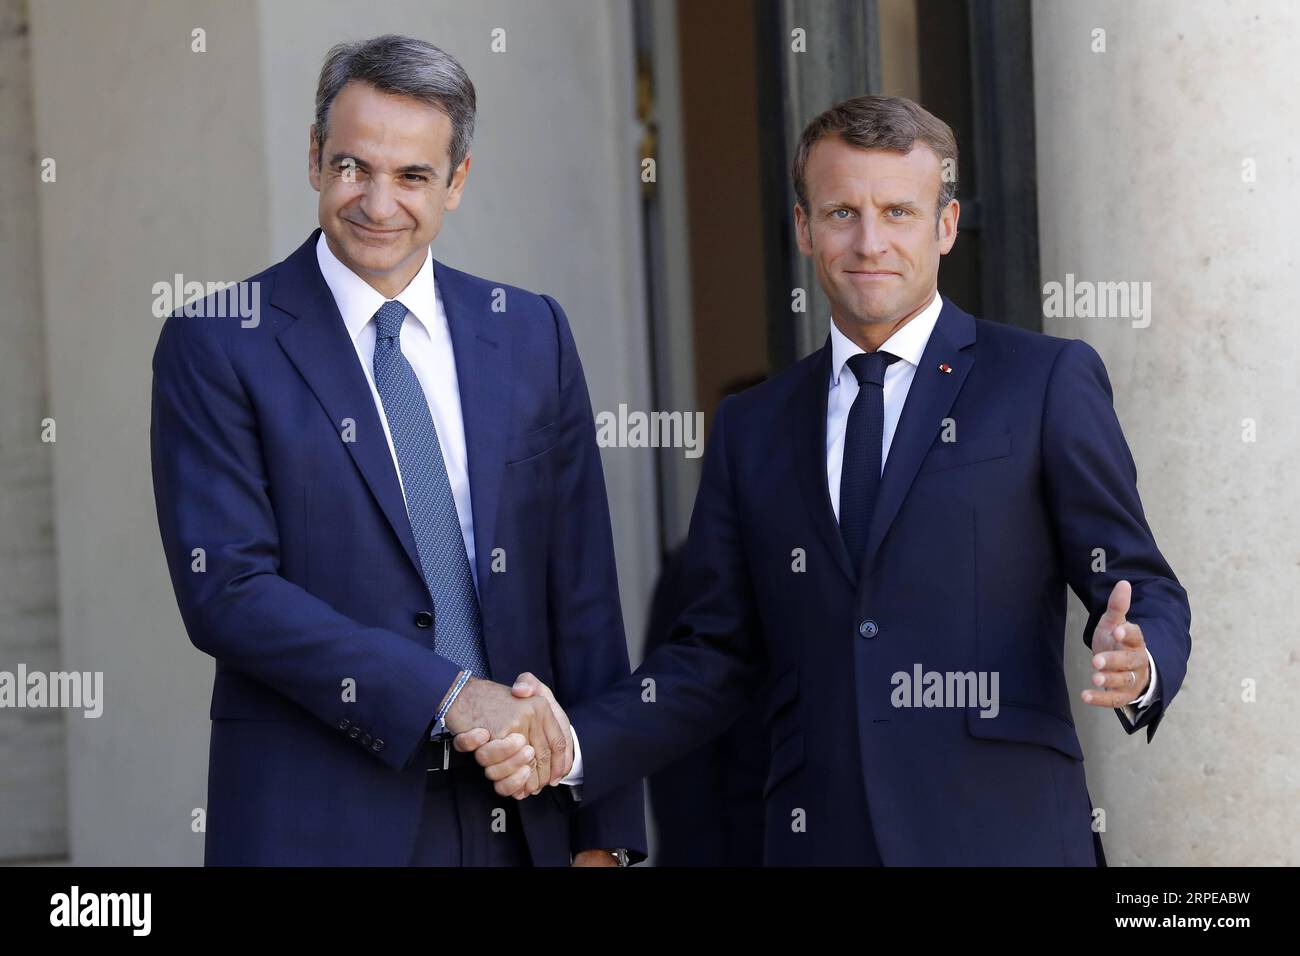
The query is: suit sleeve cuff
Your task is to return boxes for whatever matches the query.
[1117,647,1160,734]
[558,723,584,786]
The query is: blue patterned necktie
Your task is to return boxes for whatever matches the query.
[839,350,899,573]
[371,300,490,679]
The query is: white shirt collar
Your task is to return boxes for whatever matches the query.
[829,289,944,386]
[315,231,440,342]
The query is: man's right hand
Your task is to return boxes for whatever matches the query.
[453,673,565,799]
[443,676,570,796]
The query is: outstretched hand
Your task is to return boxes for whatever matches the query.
[1082,579,1151,708]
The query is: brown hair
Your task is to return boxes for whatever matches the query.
[791,94,958,223]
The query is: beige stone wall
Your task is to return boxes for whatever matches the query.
[1034,0,1299,865]
[26,0,269,864]
[0,0,65,862]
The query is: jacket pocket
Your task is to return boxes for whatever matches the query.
[504,420,560,464]
[917,432,1012,476]
[965,701,1084,761]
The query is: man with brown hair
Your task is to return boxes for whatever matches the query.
[458,95,1190,865]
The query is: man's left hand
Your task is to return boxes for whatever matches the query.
[1082,579,1150,707]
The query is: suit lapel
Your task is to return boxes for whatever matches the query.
[790,341,858,588]
[273,237,513,637]
[860,298,977,573]
[273,231,426,585]
[433,258,511,618]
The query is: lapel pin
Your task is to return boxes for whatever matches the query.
[938,363,953,374]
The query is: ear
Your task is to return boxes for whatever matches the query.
[794,202,812,257]
[308,125,321,192]
[444,151,472,211]
[937,198,960,254]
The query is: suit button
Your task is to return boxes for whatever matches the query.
[338,718,351,731]
[415,611,434,629]
[361,733,372,746]
[858,619,879,639]
[371,739,385,752]
[348,727,361,739]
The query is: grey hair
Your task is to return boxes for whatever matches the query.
[314,34,476,175]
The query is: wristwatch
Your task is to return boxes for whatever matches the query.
[610,848,630,867]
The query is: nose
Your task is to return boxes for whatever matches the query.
[358,173,400,225]
[852,216,890,260]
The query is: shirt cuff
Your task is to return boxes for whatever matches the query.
[431,670,472,739]
[557,723,584,786]
[1122,648,1159,721]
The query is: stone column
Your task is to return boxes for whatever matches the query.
[1033,0,1299,865]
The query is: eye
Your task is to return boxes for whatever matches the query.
[830,208,853,220]
[403,173,428,183]
[888,207,910,218]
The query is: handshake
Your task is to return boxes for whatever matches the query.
[442,672,570,799]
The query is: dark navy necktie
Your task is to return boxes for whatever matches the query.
[371,300,490,679]
[839,350,899,572]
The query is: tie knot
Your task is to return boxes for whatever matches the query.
[846,350,899,387]
[373,300,408,340]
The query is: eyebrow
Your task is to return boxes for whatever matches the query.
[328,154,442,181]
[816,198,923,211]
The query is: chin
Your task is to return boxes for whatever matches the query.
[343,241,401,272]
[847,296,897,324]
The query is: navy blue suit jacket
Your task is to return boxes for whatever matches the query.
[150,230,646,865]
[570,297,1190,865]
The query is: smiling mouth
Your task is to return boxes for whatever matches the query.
[847,270,899,278]
[348,220,403,237]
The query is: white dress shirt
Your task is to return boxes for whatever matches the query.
[316,233,478,588]
[315,234,585,785]
[825,289,1157,716]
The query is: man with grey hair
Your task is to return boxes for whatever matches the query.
[151,34,644,866]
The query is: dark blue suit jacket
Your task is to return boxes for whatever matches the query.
[570,297,1190,865]
[150,230,646,865]
[643,546,766,866]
